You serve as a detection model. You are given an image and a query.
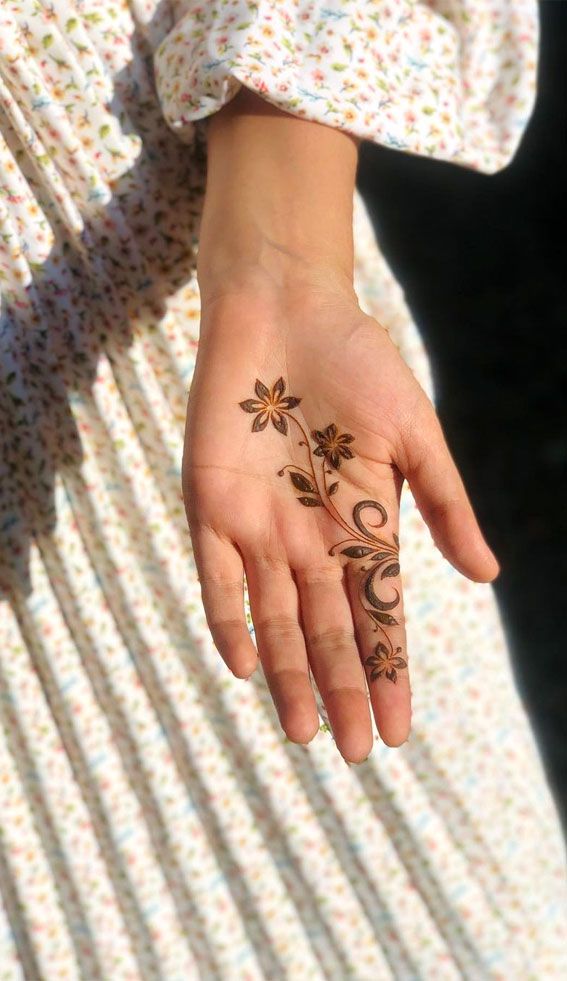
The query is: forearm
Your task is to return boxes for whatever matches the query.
[197,86,360,303]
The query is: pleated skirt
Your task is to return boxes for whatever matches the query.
[0,9,565,974]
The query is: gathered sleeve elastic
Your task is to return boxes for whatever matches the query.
[153,0,538,174]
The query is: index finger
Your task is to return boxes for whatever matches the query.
[190,522,260,680]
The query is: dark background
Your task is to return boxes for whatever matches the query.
[357,1,566,827]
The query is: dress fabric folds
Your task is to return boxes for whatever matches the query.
[0,1,565,978]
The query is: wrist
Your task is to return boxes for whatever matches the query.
[196,86,359,302]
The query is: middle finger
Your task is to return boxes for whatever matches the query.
[244,554,320,745]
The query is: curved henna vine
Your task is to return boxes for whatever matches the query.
[239,377,408,685]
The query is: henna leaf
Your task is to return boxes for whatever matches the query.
[385,668,397,683]
[370,610,398,627]
[290,472,317,494]
[393,533,399,547]
[341,545,375,558]
[371,551,392,562]
[328,482,339,496]
[281,396,301,409]
[381,563,400,579]
[298,496,323,507]
[392,657,407,669]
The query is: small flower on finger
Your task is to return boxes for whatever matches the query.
[365,642,407,684]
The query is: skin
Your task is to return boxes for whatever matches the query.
[184,87,500,764]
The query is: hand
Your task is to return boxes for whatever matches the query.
[182,275,499,762]
[184,86,498,763]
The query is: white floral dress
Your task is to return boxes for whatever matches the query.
[0,1,565,979]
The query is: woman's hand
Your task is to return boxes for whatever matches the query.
[183,88,499,763]
[184,276,499,762]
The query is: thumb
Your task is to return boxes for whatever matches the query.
[402,413,500,583]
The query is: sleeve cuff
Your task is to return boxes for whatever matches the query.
[154,0,539,175]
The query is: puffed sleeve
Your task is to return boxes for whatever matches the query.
[153,0,538,174]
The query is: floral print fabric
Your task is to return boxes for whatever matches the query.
[155,0,539,173]
[0,1,566,978]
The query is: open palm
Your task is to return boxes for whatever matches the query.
[182,285,498,763]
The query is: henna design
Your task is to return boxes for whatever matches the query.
[239,377,408,685]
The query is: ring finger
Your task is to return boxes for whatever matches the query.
[296,562,373,763]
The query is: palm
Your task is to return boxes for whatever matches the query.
[183,289,498,762]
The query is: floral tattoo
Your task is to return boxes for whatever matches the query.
[239,377,407,685]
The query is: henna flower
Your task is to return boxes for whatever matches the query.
[239,377,301,435]
[365,643,407,684]
[312,423,355,469]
